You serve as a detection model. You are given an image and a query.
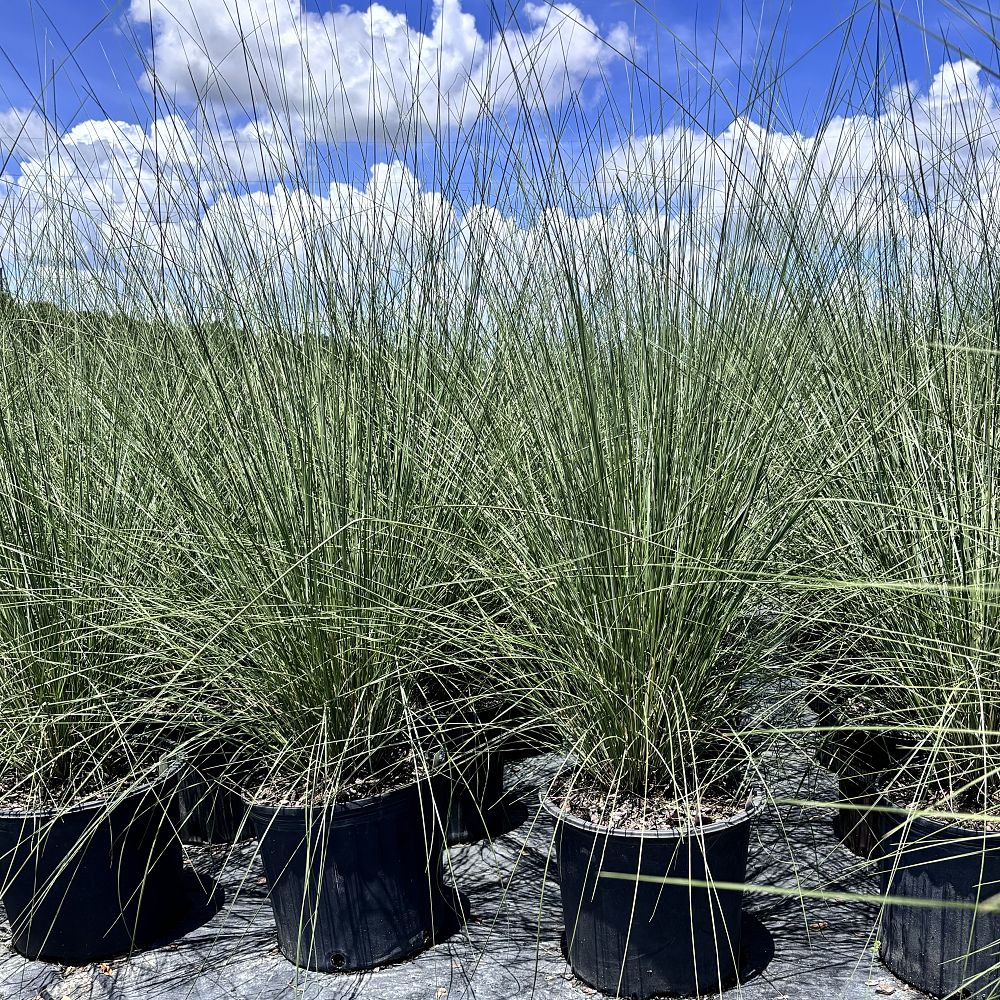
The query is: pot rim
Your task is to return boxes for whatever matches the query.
[879,797,1000,840]
[0,753,184,822]
[249,773,445,819]
[540,786,763,839]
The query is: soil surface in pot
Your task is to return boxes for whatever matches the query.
[552,777,746,830]
[884,767,1000,832]
[248,755,428,808]
[0,760,150,812]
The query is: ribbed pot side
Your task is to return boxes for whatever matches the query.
[251,776,459,972]
[543,797,756,998]
[880,811,1000,998]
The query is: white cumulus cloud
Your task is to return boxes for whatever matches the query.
[0,108,54,164]
[128,0,629,140]
[601,58,1000,249]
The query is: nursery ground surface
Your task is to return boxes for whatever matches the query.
[0,755,918,1000]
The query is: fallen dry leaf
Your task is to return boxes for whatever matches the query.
[98,963,113,976]
[809,920,829,931]
[875,983,896,996]
[436,989,447,999]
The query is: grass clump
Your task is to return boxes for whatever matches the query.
[0,307,184,806]
[140,318,505,806]
[484,267,810,824]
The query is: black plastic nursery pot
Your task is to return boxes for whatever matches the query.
[542,794,758,999]
[445,752,506,846]
[812,696,904,858]
[878,809,1000,998]
[831,775,885,860]
[250,776,460,972]
[177,741,252,844]
[0,764,185,964]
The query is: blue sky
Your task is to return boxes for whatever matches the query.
[1,0,998,311]
[1,0,996,137]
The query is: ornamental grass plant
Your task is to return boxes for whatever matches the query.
[782,34,1000,815]
[0,302,187,807]
[480,220,817,825]
[140,314,509,807]
[793,270,1000,995]
[801,310,1000,822]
